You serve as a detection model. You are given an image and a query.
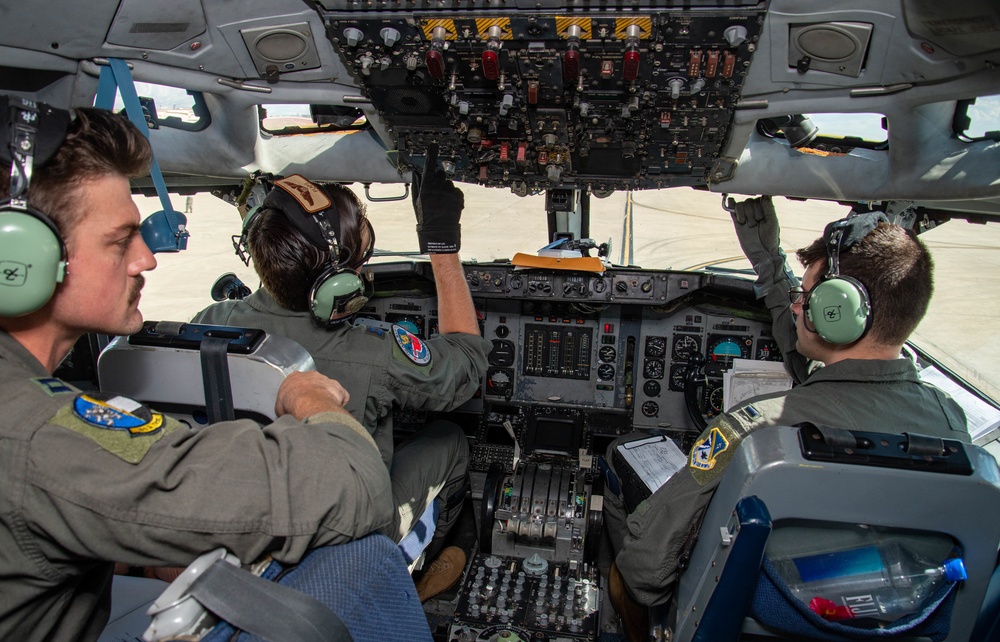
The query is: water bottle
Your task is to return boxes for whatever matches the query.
[774,541,967,622]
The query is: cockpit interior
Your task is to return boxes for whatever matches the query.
[2,0,1000,641]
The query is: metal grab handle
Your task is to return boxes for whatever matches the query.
[363,183,410,202]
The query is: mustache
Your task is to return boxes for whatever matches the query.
[128,275,145,304]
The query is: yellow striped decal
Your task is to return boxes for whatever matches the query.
[615,18,652,40]
[420,19,458,41]
[475,17,512,40]
[555,17,592,40]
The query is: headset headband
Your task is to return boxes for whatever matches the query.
[263,174,342,257]
[821,211,888,277]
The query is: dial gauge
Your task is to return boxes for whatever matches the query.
[672,334,701,361]
[645,336,667,358]
[643,358,664,379]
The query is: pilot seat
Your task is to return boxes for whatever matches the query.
[659,424,1000,642]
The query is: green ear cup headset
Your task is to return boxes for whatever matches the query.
[0,97,71,317]
[802,213,885,345]
[243,175,375,328]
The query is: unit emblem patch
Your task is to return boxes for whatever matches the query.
[690,427,729,471]
[72,393,164,436]
[392,324,431,366]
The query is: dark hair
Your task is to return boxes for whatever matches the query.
[797,222,934,346]
[249,184,369,311]
[0,107,151,239]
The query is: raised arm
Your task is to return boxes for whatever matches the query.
[729,196,809,383]
[412,144,479,336]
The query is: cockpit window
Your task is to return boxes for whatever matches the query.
[954,95,1000,142]
[259,104,367,134]
[805,113,887,144]
[758,113,887,151]
[113,82,209,132]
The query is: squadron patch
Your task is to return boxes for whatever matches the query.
[50,393,183,464]
[392,324,432,366]
[690,426,729,472]
[32,377,75,396]
[72,393,164,436]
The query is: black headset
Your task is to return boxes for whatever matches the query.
[0,97,71,317]
[802,212,885,345]
[234,175,374,328]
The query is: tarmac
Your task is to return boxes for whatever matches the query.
[134,185,1000,406]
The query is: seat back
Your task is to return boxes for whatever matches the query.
[668,425,1000,642]
[97,321,315,423]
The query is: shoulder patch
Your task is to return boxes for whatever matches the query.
[32,377,76,396]
[73,393,164,435]
[392,324,432,366]
[690,427,730,472]
[688,416,746,487]
[50,393,184,464]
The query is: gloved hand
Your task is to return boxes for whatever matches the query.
[728,196,791,287]
[412,144,464,254]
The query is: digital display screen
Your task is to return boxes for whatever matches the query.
[484,422,516,446]
[523,324,593,380]
[526,416,581,455]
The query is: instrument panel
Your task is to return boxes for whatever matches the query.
[364,262,782,469]
[317,4,765,192]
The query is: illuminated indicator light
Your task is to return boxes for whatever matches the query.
[622,49,640,81]
[517,142,527,162]
[706,50,720,77]
[563,48,580,81]
[482,49,500,80]
[688,50,701,77]
[721,51,736,78]
[577,319,584,324]
[604,323,614,333]
[425,48,445,79]
[537,151,548,164]
[600,60,614,79]
[500,142,510,161]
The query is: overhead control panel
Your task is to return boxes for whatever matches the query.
[317,4,765,192]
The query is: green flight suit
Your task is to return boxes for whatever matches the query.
[604,247,969,606]
[0,330,393,642]
[193,288,490,542]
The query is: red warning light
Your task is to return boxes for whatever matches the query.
[482,49,499,80]
[623,49,640,82]
[425,48,445,79]
[563,48,580,82]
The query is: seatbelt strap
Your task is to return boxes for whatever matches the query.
[199,336,236,423]
[190,559,353,642]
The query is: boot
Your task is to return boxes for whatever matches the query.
[414,546,466,602]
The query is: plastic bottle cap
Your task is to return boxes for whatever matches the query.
[943,558,968,581]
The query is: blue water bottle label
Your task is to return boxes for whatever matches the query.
[794,546,883,583]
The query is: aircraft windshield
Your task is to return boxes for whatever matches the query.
[138,188,1000,406]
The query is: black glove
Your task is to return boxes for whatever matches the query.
[729,196,796,297]
[412,144,463,254]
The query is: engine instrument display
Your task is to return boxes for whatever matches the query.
[523,324,593,380]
